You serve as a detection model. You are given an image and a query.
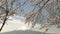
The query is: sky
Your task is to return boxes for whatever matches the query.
[0,0,60,34]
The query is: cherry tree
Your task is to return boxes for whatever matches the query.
[0,0,60,33]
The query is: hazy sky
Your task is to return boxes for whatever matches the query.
[0,0,60,34]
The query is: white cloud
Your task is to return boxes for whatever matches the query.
[0,15,59,34]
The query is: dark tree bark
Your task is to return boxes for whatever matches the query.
[0,0,9,31]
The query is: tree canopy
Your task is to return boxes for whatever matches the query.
[0,0,60,33]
